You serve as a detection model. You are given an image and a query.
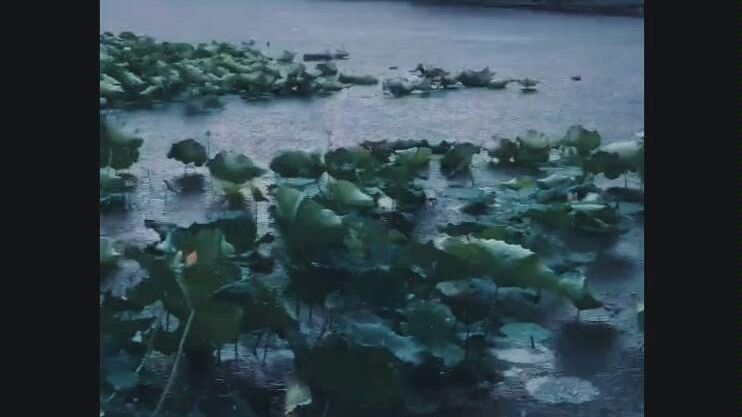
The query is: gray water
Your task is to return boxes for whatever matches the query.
[100,1,643,415]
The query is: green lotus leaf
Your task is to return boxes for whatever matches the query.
[440,143,480,176]
[401,301,465,367]
[167,138,208,166]
[207,151,265,184]
[435,236,602,309]
[321,173,376,209]
[269,150,325,178]
[561,125,601,157]
[100,237,122,268]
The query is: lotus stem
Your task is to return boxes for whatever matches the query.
[316,315,330,344]
[529,335,535,350]
[135,325,159,374]
[320,401,331,417]
[253,331,265,357]
[152,309,195,417]
[262,333,271,365]
[234,340,239,371]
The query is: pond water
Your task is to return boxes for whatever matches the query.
[100,1,643,415]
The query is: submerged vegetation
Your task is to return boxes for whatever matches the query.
[100,100,644,416]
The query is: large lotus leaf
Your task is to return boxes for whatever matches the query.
[440,143,481,176]
[585,140,644,179]
[561,125,601,157]
[489,138,518,164]
[500,176,536,191]
[393,147,432,172]
[342,215,402,262]
[284,378,312,416]
[209,211,257,254]
[524,204,573,229]
[498,322,552,345]
[554,272,603,310]
[568,203,619,234]
[269,150,325,178]
[100,168,133,194]
[274,186,307,224]
[514,130,550,165]
[100,237,122,268]
[346,267,410,309]
[207,151,264,184]
[322,173,376,209]
[295,198,345,233]
[101,120,144,170]
[435,278,496,324]
[177,258,244,346]
[287,263,349,307]
[341,319,426,365]
[160,225,227,270]
[275,186,342,227]
[211,278,298,336]
[167,138,208,166]
[301,334,405,408]
[324,146,382,182]
[401,301,465,367]
[435,236,601,309]
[536,174,576,190]
[122,250,188,318]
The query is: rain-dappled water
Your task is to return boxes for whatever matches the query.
[100,0,643,415]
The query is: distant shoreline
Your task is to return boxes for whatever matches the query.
[329,0,644,17]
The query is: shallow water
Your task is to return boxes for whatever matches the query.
[100,1,643,415]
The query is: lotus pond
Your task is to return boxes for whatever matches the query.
[100,34,644,417]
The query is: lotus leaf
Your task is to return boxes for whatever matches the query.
[561,125,601,157]
[207,151,264,184]
[100,237,122,268]
[401,301,465,367]
[440,143,481,177]
[167,138,208,166]
[321,173,376,209]
[269,150,325,178]
[435,236,602,309]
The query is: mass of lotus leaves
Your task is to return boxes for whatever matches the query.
[100,121,643,416]
[100,32,540,112]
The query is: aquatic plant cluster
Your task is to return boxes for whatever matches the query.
[100,94,644,417]
[100,32,539,112]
